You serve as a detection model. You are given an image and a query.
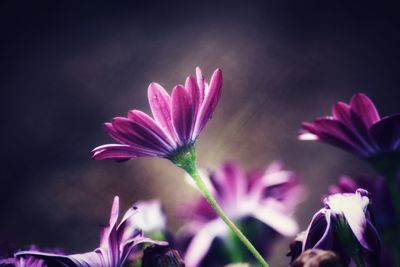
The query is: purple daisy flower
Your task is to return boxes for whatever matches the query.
[16,196,166,267]
[299,93,400,163]
[290,189,381,267]
[91,67,223,161]
[178,161,304,267]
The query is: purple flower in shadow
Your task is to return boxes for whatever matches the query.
[178,161,305,267]
[328,175,397,231]
[329,176,398,266]
[290,189,381,267]
[92,67,223,161]
[0,256,45,267]
[0,245,64,267]
[16,196,166,267]
[299,93,400,163]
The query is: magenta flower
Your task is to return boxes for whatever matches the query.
[299,93,400,161]
[178,161,304,267]
[16,196,166,267]
[90,68,269,267]
[289,189,381,267]
[92,67,223,161]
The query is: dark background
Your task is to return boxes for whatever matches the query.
[1,1,400,265]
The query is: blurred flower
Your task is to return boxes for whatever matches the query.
[92,67,223,162]
[16,196,166,267]
[178,161,305,267]
[141,245,185,267]
[329,176,398,266]
[328,175,396,231]
[0,256,45,267]
[290,189,380,267]
[130,200,168,240]
[299,93,400,164]
[0,245,64,267]
[290,249,342,267]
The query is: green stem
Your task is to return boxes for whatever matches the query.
[189,168,269,267]
[170,146,269,267]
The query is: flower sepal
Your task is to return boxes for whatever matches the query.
[168,145,197,175]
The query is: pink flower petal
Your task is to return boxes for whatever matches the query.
[112,117,172,154]
[147,83,178,143]
[91,144,159,160]
[171,85,194,145]
[127,110,176,148]
[350,93,380,128]
[185,76,201,130]
[184,220,227,267]
[332,102,352,126]
[195,67,205,101]
[193,69,223,139]
[370,114,400,151]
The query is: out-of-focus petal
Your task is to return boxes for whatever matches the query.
[128,200,166,233]
[251,205,299,236]
[184,219,227,267]
[350,93,380,128]
[212,162,247,210]
[332,102,352,127]
[370,114,400,151]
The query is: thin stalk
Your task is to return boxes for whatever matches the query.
[171,146,269,267]
[188,168,269,267]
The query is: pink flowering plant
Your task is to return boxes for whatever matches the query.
[4,67,400,267]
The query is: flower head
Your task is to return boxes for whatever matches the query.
[16,196,166,267]
[178,161,304,267]
[290,189,381,267]
[92,67,223,162]
[299,93,400,165]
